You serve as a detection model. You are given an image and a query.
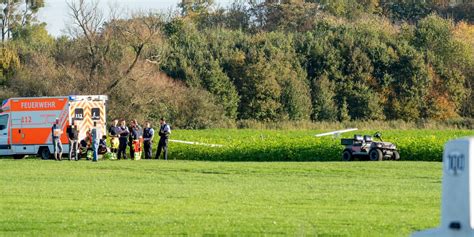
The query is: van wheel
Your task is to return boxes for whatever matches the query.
[13,155,25,159]
[39,148,51,160]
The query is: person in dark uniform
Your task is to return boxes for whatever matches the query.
[108,119,120,158]
[128,120,140,159]
[99,135,108,154]
[79,138,88,158]
[133,119,143,138]
[143,121,154,159]
[66,119,79,161]
[118,120,129,160]
[155,118,171,160]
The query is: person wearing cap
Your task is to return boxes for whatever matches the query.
[155,118,171,160]
[52,118,63,161]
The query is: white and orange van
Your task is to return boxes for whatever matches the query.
[0,95,107,159]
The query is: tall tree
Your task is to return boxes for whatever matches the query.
[0,46,19,84]
[311,74,338,121]
[106,13,164,91]
[67,0,111,91]
[0,0,44,42]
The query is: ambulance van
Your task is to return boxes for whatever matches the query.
[0,95,107,159]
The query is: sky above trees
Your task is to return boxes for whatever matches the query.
[37,0,232,36]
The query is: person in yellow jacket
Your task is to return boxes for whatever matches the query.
[108,119,120,159]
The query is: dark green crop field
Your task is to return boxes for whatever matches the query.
[0,160,441,236]
[167,129,474,161]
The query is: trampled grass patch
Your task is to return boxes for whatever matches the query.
[0,160,441,236]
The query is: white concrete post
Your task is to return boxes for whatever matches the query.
[413,137,474,237]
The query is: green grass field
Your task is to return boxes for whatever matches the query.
[0,160,441,236]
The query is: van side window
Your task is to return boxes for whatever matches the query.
[0,114,8,130]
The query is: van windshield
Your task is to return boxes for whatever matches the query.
[0,114,8,130]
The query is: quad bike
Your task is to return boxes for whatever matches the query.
[341,132,400,161]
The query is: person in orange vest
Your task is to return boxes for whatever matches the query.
[129,119,142,160]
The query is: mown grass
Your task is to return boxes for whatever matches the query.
[0,160,440,236]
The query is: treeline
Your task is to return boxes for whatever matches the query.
[0,0,473,128]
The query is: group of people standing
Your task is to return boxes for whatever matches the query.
[108,118,171,160]
[51,118,171,161]
[52,118,106,161]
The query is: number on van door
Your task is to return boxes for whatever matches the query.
[74,108,84,120]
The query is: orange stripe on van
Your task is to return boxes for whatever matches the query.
[11,127,68,145]
[10,98,68,112]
